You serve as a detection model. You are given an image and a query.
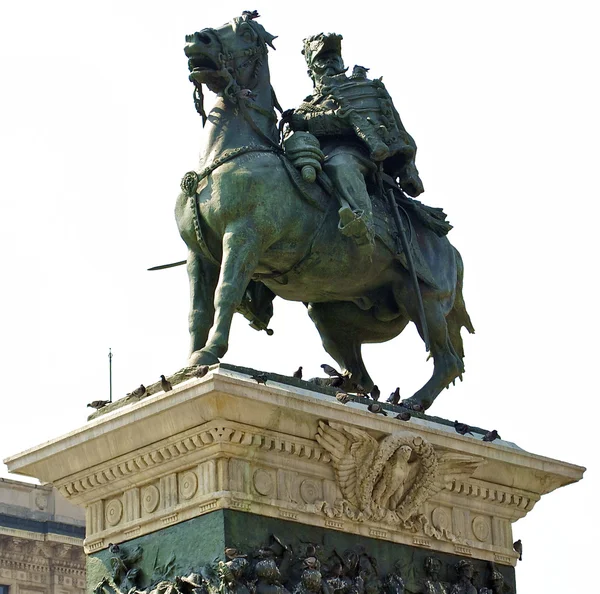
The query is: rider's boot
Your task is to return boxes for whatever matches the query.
[325,154,375,251]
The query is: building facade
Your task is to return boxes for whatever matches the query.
[0,479,85,594]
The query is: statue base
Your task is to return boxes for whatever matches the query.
[5,365,584,593]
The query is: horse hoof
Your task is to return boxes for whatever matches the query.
[188,349,219,367]
[401,398,428,413]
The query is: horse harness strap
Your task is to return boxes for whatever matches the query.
[180,145,329,275]
[180,146,280,268]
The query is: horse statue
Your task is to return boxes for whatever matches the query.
[175,12,474,411]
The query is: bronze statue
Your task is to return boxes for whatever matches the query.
[286,33,424,253]
[176,12,474,411]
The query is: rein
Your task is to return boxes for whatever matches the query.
[183,22,328,276]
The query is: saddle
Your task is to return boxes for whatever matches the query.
[370,188,442,290]
[318,166,451,290]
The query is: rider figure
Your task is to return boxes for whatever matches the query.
[287,33,425,251]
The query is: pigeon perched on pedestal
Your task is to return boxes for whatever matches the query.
[251,373,268,385]
[335,392,350,404]
[330,376,344,388]
[353,383,368,396]
[129,385,146,398]
[482,429,500,442]
[160,375,172,392]
[321,364,342,377]
[193,365,209,378]
[387,387,401,405]
[454,420,474,436]
[87,400,110,410]
[513,539,523,561]
[367,403,387,416]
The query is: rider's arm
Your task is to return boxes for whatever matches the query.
[290,99,353,137]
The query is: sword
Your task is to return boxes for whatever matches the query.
[147,260,186,271]
[380,172,430,351]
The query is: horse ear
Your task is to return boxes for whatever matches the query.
[264,33,277,49]
[243,14,277,49]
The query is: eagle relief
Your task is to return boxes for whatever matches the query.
[314,421,483,539]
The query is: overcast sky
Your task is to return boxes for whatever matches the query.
[1,1,598,591]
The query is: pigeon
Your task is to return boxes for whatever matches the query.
[321,364,342,377]
[160,375,173,392]
[454,420,474,436]
[402,400,424,412]
[367,403,388,416]
[129,384,146,398]
[387,387,401,405]
[251,373,268,385]
[370,385,381,401]
[330,376,344,388]
[87,400,110,410]
[335,392,350,404]
[193,365,210,378]
[293,366,303,379]
[108,543,120,554]
[395,411,411,421]
[353,383,367,396]
[236,88,257,101]
[482,429,500,442]
[513,539,523,561]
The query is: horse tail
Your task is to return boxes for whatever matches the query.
[446,247,475,360]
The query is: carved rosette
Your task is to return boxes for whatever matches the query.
[63,418,527,565]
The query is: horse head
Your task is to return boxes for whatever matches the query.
[185,11,277,100]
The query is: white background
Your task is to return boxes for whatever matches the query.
[1,1,598,591]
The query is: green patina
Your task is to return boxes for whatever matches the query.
[87,513,226,591]
[88,510,515,593]
[174,12,475,413]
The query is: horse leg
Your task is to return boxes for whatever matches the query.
[190,225,260,365]
[187,249,219,364]
[403,296,465,411]
[308,301,409,392]
[445,248,475,361]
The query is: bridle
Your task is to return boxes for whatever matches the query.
[191,23,280,136]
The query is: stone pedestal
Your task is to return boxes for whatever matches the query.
[5,366,584,593]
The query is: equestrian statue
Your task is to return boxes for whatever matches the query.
[174,11,474,411]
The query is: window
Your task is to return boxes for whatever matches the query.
[0,585,9,594]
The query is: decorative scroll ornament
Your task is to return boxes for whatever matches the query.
[180,171,199,197]
[315,421,483,527]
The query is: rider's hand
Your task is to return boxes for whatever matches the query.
[399,164,424,197]
[280,108,295,123]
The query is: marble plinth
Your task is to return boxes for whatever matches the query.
[4,365,584,590]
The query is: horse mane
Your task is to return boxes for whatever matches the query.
[233,11,277,49]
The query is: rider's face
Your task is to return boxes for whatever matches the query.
[311,51,345,80]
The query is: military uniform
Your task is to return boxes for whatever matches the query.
[289,33,424,250]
